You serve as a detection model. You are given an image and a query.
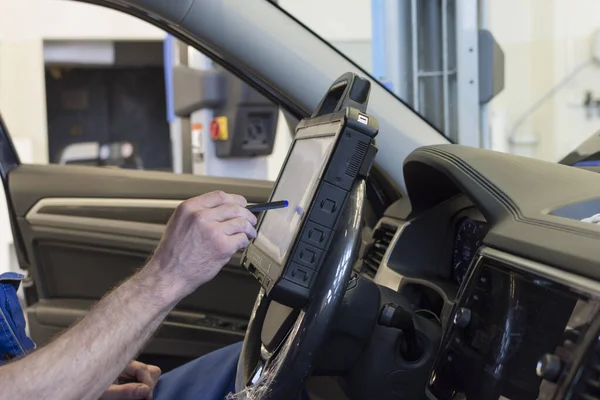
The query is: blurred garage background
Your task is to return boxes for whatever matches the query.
[1,0,600,290]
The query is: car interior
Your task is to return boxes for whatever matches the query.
[1,1,600,400]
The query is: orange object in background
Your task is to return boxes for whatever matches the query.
[210,116,228,141]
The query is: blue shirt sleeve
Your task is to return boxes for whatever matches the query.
[0,272,36,364]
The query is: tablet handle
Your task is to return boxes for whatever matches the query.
[311,72,371,118]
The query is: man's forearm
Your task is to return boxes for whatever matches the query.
[0,190,256,400]
[0,262,180,400]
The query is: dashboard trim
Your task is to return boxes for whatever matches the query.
[370,216,600,302]
[372,217,457,307]
[404,145,600,282]
[372,217,407,291]
[481,247,600,298]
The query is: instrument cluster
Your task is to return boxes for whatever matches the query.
[451,217,487,285]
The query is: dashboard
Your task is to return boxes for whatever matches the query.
[359,144,600,400]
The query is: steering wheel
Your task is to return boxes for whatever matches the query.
[234,180,367,399]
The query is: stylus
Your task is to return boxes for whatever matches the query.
[246,200,289,212]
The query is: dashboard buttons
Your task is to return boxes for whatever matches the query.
[453,307,471,328]
[536,353,563,382]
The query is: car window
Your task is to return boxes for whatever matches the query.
[42,34,292,182]
[0,1,293,182]
[275,0,600,162]
[276,0,458,141]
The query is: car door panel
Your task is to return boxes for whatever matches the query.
[27,299,245,359]
[30,239,257,317]
[6,164,272,367]
[9,164,272,216]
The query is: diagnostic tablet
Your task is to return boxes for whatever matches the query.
[243,73,378,307]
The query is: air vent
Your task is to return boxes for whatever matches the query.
[570,336,600,400]
[361,223,398,278]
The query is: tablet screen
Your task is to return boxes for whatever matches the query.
[254,135,335,263]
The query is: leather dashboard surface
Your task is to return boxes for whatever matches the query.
[404,144,600,280]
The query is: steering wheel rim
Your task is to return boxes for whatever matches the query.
[234,180,367,399]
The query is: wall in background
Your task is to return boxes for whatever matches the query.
[0,1,164,165]
[551,0,600,160]
[487,0,600,161]
[0,39,49,164]
[278,0,374,74]
[0,0,165,41]
[278,0,371,41]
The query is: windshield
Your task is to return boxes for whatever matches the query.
[276,0,600,163]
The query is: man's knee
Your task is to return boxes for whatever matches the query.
[153,342,242,400]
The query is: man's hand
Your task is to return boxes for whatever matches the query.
[100,361,161,400]
[147,190,257,298]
